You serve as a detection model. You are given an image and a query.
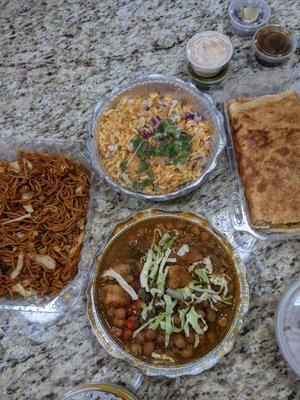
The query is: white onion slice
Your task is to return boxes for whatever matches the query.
[10,254,24,280]
[33,254,56,270]
[177,244,189,256]
[12,283,36,297]
[102,268,138,300]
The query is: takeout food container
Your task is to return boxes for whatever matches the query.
[253,25,297,66]
[59,382,138,400]
[186,32,233,78]
[86,209,249,378]
[275,279,300,376]
[217,69,300,241]
[228,0,271,36]
[87,74,225,201]
[0,137,96,314]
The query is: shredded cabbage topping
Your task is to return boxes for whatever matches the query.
[102,268,138,300]
[128,231,232,358]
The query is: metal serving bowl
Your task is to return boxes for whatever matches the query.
[86,209,249,378]
[87,74,225,201]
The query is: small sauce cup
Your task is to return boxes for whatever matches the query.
[253,25,297,66]
[186,31,233,78]
[228,0,271,36]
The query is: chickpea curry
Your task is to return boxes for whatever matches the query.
[97,218,240,365]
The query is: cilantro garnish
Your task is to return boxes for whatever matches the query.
[120,160,127,172]
[126,118,192,191]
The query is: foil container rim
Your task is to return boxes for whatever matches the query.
[86,73,225,201]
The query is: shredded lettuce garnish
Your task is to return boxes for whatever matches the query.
[140,249,153,292]
[149,313,165,330]
[203,256,213,274]
[163,294,177,346]
[159,232,176,250]
[102,268,138,300]
[210,275,229,297]
[184,306,207,337]
[133,315,158,338]
[132,231,232,356]
[194,268,210,284]
[194,334,200,349]
[156,248,172,294]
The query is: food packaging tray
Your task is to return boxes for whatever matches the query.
[87,73,225,201]
[218,68,300,240]
[0,136,97,313]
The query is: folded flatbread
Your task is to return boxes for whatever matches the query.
[228,89,300,229]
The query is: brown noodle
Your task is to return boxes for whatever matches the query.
[0,151,90,298]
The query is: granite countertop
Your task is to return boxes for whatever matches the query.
[0,0,299,399]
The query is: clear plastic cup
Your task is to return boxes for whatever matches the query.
[253,25,297,66]
[186,31,233,78]
[228,0,271,36]
[275,279,300,376]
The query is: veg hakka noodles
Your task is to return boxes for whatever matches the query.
[0,151,90,298]
[98,218,240,364]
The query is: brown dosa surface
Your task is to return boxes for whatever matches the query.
[228,89,300,228]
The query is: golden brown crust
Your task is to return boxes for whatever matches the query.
[228,89,300,228]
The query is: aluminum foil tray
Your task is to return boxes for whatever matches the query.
[87,74,225,201]
[219,68,300,240]
[86,209,249,378]
[0,137,97,313]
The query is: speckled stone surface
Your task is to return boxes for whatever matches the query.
[0,0,300,399]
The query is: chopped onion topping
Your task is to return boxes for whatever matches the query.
[10,254,24,280]
[23,204,34,213]
[177,244,189,256]
[69,231,84,257]
[8,161,21,173]
[108,144,119,153]
[75,186,84,195]
[26,160,33,169]
[12,283,36,297]
[2,213,32,225]
[102,268,138,300]
[33,254,56,270]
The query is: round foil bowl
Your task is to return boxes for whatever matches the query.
[86,209,249,378]
[59,383,137,400]
[87,74,225,201]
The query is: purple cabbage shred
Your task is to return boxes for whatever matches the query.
[186,112,203,122]
[150,116,161,127]
[141,129,153,139]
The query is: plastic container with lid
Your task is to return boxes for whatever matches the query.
[253,25,297,66]
[186,31,233,78]
[275,279,300,376]
[228,0,270,36]
[59,383,138,400]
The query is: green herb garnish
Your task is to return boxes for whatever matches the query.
[138,160,149,173]
[120,160,127,172]
[132,177,154,191]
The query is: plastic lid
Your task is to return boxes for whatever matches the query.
[60,383,137,400]
[275,279,300,375]
[186,31,233,69]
